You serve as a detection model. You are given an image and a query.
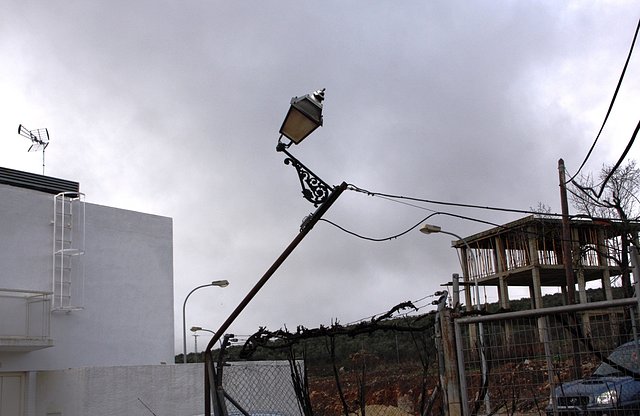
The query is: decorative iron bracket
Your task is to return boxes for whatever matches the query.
[277,140,333,207]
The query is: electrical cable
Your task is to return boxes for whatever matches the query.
[319,211,501,242]
[347,183,565,218]
[317,185,593,246]
[567,17,640,183]
[571,118,640,199]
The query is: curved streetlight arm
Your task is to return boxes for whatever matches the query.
[192,327,222,349]
[420,224,478,309]
[191,326,216,335]
[182,281,228,364]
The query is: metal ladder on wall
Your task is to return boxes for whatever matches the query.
[52,191,85,311]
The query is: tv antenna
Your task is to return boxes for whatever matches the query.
[18,124,50,175]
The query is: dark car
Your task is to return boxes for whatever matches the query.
[547,340,640,415]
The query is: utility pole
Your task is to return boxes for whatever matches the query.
[559,159,576,304]
[559,158,581,380]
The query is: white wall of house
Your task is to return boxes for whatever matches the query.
[0,181,174,372]
[33,362,301,416]
[35,365,202,416]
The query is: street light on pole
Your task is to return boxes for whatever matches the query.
[191,326,221,349]
[182,280,229,364]
[203,89,348,416]
[419,224,481,310]
[191,326,215,335]
[419,223,490,413]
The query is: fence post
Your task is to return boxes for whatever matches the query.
[438,305,462,416]
[630,246,640,335]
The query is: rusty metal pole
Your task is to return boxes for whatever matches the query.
[203,182,348,416]
[559,158,581,380]
[558,159,576,304]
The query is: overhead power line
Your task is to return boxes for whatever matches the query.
[567,17,640,183]
[347,184,565,218]
[572,119,640,199]
[320,211,501,242]
[315,184,598,245]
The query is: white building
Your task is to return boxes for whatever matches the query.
[0,167,300,416]
[0,167,174,414]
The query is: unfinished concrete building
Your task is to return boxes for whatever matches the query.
[449,215,640,348]
[453,215,640,311]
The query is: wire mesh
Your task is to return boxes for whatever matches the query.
[455,300,640,416]
[221,361,303,416]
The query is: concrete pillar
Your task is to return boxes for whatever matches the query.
[495,236,513,348]
[460,246,473,312]
[495,236,509,309]
[597,228,614,301]
[597,228,618,341]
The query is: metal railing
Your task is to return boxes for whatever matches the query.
[0,288,52,350]
[453,298,640,416]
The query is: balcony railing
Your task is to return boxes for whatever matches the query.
[0,288,53,351]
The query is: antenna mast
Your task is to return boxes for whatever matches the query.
[18,124,50,175]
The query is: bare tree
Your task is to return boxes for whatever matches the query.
[569,160,640,297]
[529,202,554,219]
[570,160,640,220]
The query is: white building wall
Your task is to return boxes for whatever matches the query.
[36,365,202,416]
[0,185,52,292]
[0,182,174,372]
[34,362,301,416]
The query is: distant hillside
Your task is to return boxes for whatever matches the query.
[486,286,627,313]
[176,286,627,363]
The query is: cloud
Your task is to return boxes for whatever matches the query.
[1,1,639,351]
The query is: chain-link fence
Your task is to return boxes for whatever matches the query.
[454,297,640,416]
[217,361,302,416]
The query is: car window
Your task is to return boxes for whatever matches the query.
[594,343,640,376]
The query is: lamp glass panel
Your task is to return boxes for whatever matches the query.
[280,108,319,144]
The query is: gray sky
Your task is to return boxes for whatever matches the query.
[1,1,639,354]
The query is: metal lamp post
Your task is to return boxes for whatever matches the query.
[191,326,215,335]
[419,224,481,310]
[203,89,348,416]
[420,223,489,414]
[189,326,215,362]
[182,280,229,364]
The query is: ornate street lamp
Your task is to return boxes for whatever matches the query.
[276,89,331,207]
[203,89,347,416]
